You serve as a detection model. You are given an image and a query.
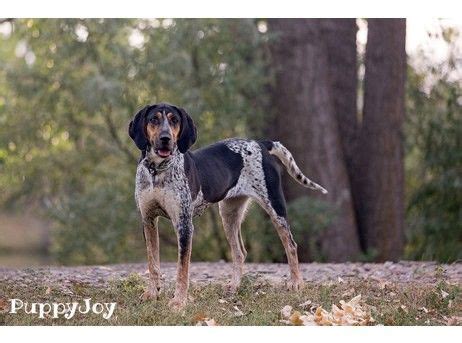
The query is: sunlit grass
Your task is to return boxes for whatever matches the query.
[1,273,459,326]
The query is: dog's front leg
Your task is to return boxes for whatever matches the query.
[141,217,161,300]
[169,212,194,311]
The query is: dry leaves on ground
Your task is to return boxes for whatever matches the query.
[280,295,375,326]
[444,316,461,326]
[0,297,9,313]
[233,306,244,317]
[192,312,218,326]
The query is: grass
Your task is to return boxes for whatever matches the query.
[0,273,460,326]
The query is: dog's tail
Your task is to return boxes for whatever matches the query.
[267,141,328,194]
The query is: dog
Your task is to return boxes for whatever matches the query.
[128,103,328,310]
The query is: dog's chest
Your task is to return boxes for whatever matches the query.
[135,161,191,219]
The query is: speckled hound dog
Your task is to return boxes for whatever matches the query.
[128,103,328,310]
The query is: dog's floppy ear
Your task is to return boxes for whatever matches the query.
[175,106,197,153]
[128,105,150,151]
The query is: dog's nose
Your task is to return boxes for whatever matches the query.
[160,134,171,144]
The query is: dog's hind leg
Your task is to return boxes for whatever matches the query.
[141,216,161,300]
[258,199,304,290]
[218,196,250,294]
[268,214,304,291]
[252,161,304,291]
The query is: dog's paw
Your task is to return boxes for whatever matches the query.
[140,287,160,301]
[286,278,304,291]
[223,281,240,295]
[168,296,187,311]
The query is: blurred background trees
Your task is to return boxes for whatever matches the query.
[0,18,460,266]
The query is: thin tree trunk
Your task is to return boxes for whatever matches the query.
[320,19,359,181]
[320,19,365,249]
[355,19,406,261]
[267,19,361,262]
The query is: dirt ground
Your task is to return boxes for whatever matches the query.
[1,261,460,288]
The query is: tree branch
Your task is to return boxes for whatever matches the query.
[102,105,138,164]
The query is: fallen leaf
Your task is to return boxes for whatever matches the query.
[0,297,9,313]
[349,294,362,306]
[419,307,429,313]
[192,312,218,326]
[441,290,449,299]
[337,277,345,283]
[204,318,217,326]
[298,300,312,309]
[446,316,461,326]
[342,288,355,298]
[191,312,207,325]
[378,281,392,290]
[45,286,52,295]
[400,305,409,314]
[218,299,227,304]
[289,311,304,325]
[233,306,244,317]
[280,294,375,326]
[281,305,293,319]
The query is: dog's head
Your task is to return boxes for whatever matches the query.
[128,103,197,158]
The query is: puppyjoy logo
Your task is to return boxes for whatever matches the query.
[8,298,117,320]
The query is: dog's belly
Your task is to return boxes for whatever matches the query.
[192,190,211,217]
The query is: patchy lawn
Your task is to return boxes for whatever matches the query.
[1,272,460,325]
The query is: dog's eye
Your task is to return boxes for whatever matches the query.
[150,117,160,125]
[170,117,179,125]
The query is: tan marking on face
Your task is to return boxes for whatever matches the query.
[167,112,181,143]
[146,112,163,142]
[146,112,180,144]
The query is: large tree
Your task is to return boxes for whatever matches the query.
[267,18,407,262]
[267,19,361,262]
[353,19,407,260]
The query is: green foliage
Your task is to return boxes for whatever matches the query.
[286,196,335,262]
[48,179,142,265]
[111,273,146,297]
[0,19,269,264]
[404,29,462,262]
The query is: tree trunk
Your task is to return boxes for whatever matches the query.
[267,19,361,262]
[354,19,406,261]
[320,19,359,182]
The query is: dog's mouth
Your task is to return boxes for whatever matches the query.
[155,148,172,158]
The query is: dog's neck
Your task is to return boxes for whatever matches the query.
[143,148,180,176]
